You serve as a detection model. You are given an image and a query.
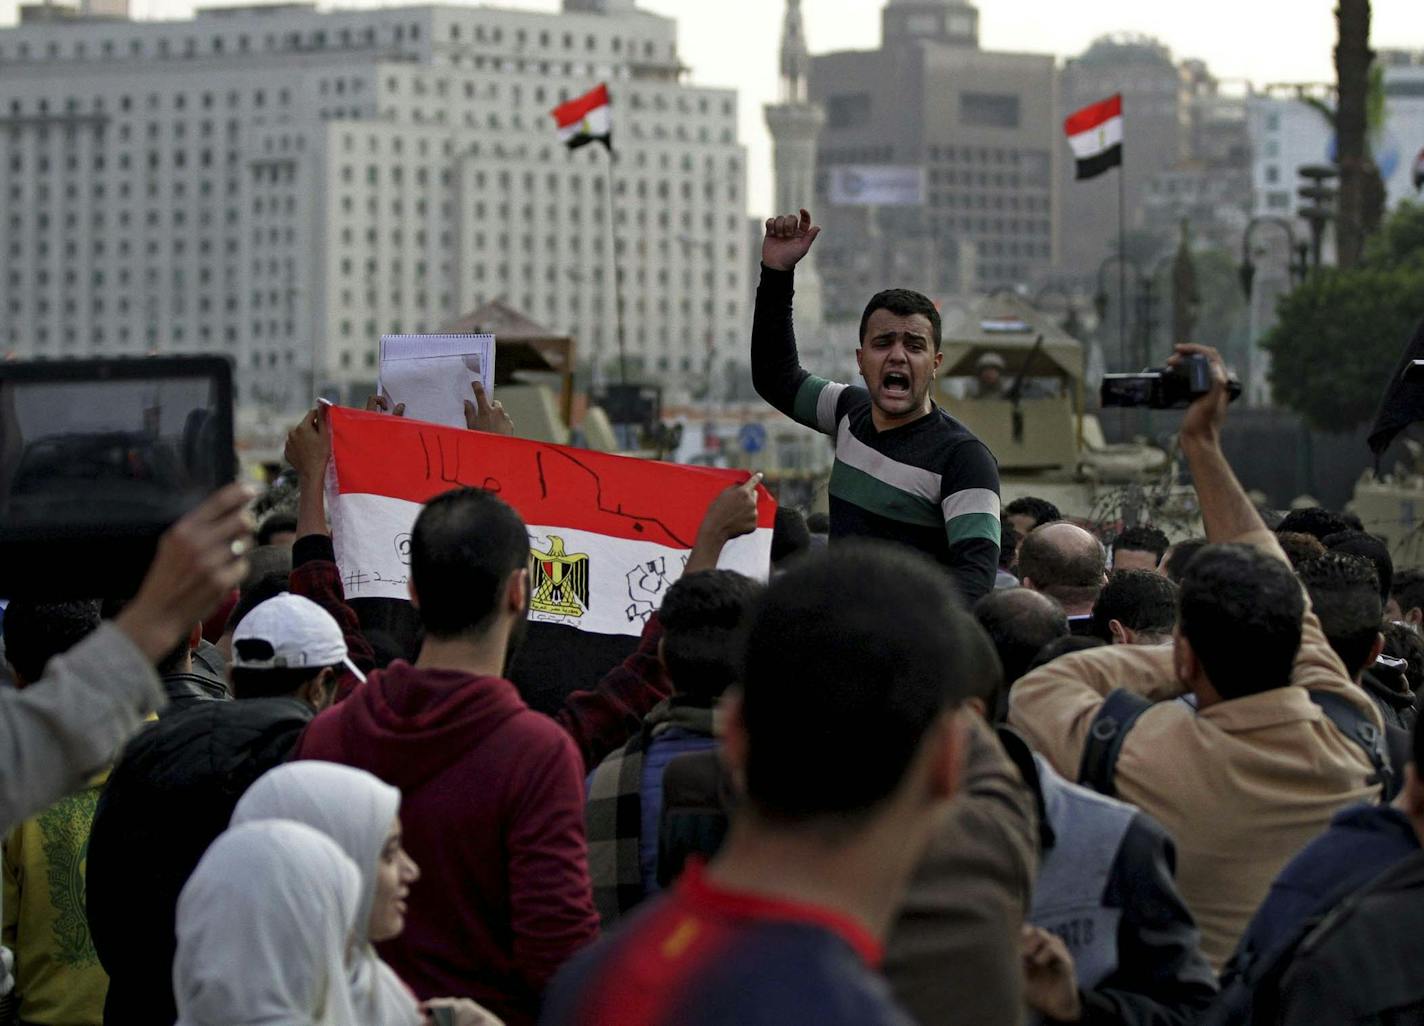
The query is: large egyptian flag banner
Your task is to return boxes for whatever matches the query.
[324,407,774,703]
[1065,94,1124,180]
[552,83,613,151]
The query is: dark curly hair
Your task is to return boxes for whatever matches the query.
[740,541,991,829]
[1112,525,1171,563]
[1297,553,1383,678]
[1092,569,1179,641]
[1323,530,1393,605]
[1004,496,1062,529]
[859,289,942,351]
[1179,544,1304,698]
[659,570,763,702]
[3,600,103,685]
[1276,507,1361,543]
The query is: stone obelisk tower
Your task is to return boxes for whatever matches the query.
[763,0,827,334]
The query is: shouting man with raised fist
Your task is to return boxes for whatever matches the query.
[751,209,1001,605]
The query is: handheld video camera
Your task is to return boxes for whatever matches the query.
[1100,353,1242,410]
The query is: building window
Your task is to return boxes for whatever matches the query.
[826,93,871,129]
[960,92,1020,129]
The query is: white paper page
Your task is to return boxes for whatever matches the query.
[377,334,495,428]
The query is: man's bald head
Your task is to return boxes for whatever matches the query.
[1017,522,1108,613]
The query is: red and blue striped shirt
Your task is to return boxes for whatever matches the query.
[539,862,914,1026]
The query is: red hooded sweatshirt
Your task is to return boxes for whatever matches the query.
[290,661,599,1026]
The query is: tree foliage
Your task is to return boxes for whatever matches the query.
[1263,204,1424,431]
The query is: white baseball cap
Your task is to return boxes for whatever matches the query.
[231,593,366,684]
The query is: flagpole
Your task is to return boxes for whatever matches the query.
[1117,157,1127,372]
[601,146,629,387]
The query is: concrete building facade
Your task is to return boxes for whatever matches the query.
[1056,34,1186,277]
[806,0,1058,321]
[0,0,748,409]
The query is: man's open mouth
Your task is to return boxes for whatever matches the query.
[882,371,911,397]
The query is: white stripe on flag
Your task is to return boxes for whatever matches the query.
[1066,114,1123,160]
[556,103,612,145]
[329,492,771,638]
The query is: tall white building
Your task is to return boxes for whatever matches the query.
[1249,53,1424,223]
[0,0,749,409]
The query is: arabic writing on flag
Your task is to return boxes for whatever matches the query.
[325,407,775,639]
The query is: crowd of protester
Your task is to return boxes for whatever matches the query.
[4,212,1424,1026]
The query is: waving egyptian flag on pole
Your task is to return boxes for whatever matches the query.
[553,83,631,382]
[1067,93,1129,364]
[552,83,613,151]
[1065,94,1124,180]
[324,406,774,670]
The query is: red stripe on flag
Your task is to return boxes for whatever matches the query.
[328,407,776,548]
[551,83,611,130]
[1063,94,1122,137]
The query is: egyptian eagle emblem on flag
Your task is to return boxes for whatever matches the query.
[322,407,775,641]
[551,83,613,151]
[1064,94,1124,181]
[530,535,590,619]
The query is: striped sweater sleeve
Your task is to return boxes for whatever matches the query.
[750,264,845,436]
[940,440,1002,607]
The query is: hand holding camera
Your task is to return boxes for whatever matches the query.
[1170,344,1234,450]
[1101,350,1242,411]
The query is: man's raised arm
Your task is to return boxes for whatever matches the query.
[1173,344,1274,550]
[751,209,843,436]
[1173,344,1375,712]
[1009,346,1253,774]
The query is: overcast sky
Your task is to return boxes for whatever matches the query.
[3,0,1421,214]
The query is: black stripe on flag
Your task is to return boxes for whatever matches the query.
[1075,143,1123,181]
[565,132,614,152]
[350,596,640,716]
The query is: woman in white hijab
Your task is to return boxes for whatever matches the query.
[233,761,500,1026]
[174,819,362,1026]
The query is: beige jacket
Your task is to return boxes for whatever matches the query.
[1008,528,1381,969]
[885,716,1038,1026]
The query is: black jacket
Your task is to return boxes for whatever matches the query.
[1362,658,1417,733]
[1273,849,1424,1025]
[159,670,229,713]
[86,697,312,1026]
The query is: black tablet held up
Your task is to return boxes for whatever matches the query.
[0,357,236,599]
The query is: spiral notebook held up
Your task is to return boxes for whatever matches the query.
[378,334,496,428]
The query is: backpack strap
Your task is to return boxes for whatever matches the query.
[1077,688,1154,798]
[1308,691,1394,802]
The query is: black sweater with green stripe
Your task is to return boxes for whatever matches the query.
[751,266,1001,606]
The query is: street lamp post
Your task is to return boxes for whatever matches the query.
[1297,164,1339,271]
[1238,216,1304,300]
[1238,217,1307,407]
[1135,254,1177,369]
[1095,254,1146,370]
